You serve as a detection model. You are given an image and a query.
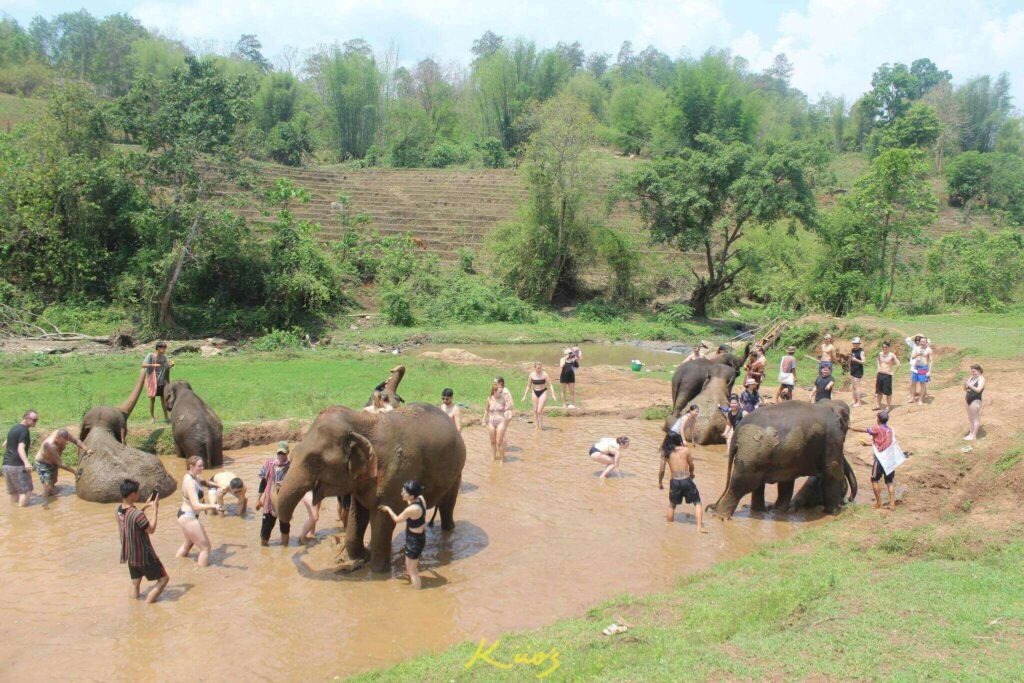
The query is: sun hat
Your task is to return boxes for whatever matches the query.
[276,441,290,455]
[852,337,861,344]
[744,378,757,385]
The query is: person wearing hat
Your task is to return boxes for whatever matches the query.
[849,337,866,407]
[739,378,762,416]
[775,346,798,403]
[256,441,292,547]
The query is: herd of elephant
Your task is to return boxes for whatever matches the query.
[71,349,857,574]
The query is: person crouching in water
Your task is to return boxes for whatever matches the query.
[379,480,427,589]
[256,442,292,547]
[658,432,707,533]
[589,436,629,481]
[209,471,247,516]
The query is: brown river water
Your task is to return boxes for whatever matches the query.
[0,415,823,680]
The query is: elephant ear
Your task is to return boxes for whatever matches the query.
[829,401,851,433]
[346,432,378,481]
[163,384,176,411]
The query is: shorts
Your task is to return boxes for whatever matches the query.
[35,461,57,486]
[780,383,794,391]
[875,373,893,397]
[669,478,701,506]
[128,559,167,581]
[260,513,291,540]
[3,465,33,495]
[871,458,895,484]
[912,369,930,383]
[405,531,426,559]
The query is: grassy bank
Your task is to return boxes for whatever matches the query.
[0,349,504,430]
[355,514,1024,681]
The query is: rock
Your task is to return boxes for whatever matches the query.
[205,337,229,348]
[419,348,497,364]
[170,344,200,356]
[110,331,135,348]
[200,345,222,357]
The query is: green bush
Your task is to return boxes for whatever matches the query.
[422,271,537,324]
[380,282,415,326]
[475,137,507,168]
[926,229,1024,308]
[250,327,306,351]
[596,228,649,304]
[425,140,467,168]
[657,303,695,326]
[575,300,623,322]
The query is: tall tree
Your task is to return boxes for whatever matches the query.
[233,34,271,72]
[311,44,381,159]
[956,73,1012,152]
[622,135,820,316]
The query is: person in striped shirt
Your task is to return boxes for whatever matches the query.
[117,479,169,603]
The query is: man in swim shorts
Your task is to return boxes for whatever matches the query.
[117,478,169,603]
[875,342,900,411]
[906,335,933,405]
[658,432,707,533]
[35,428,92,497]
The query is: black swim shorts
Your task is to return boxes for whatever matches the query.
[669,478,701,506]
[405,531,426,560]
[875,373,893,397]
[129,559,167,581]
[870,458,895,485]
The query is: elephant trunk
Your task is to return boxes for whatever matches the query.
[709,426,740,512]
[275,460,316,524]
[843,456,858,502]
[119,368,148,418]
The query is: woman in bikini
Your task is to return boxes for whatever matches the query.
[379,480,428,589]
[964,364,985,441]
[176,456,223,567]
[485,380,512,462]
[522,362,553,431]
[589,436,630,481]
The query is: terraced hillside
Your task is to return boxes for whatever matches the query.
[236,163,654,260]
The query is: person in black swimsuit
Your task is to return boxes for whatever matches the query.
[559,348,580,408]
[718,395,743,445]
[522,362,553,431]
[963,364,985,441]
[379,480,428,589]
[849,337,866,407]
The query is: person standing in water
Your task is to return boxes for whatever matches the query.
[142,342,173,423]
[440,388,462,433]
[658,432,707,533]
[117,479,169,603]
[522,362,553,431]
[484,381,512,462]
[379,480,427,590]
[849,337,866,407]
[558,348,580,408]
[589,436,629,481]
[670,404,700,446]
[34,428,92,498]
[963,364,985,441]
[256,442,292,546]
[176,455,222,566]
[4,410,38,507]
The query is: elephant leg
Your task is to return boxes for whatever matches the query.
[346,499,370,561]
[775,480,795,511]
[369,509,396,573]
[750,484,767,512]
[708,481,750,519]
[822,442,848,515]
[438,478,459,531]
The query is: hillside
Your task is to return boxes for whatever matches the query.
[0,93,43,131]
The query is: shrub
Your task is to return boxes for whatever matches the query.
[380,282,415,326]
[422,271,536,324]
[475,137,507,168]
[251,327,306,351]
[425,140,467,168]
[596,228,649,304]
[457,248,476,274]
[926,229,1024,308]
[657,303,695,327]
[575,300,623,322]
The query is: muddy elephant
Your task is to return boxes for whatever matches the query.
[164,380,224,467]
[275,403,466,573]
[670,343,750,414]
[707,400,856,518]
[363,365,406,409]
[77,369,176,503]
[665,364,735,444]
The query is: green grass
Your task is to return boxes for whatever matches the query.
[860,307,1024,359]
[0,93,43,128]
[0,348,504,431]
[354,516,1024,681]
[828,151,869,190]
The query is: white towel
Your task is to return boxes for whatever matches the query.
[872,439,906,475]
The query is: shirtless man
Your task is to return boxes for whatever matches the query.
[816,333,837,371]
[209,471,247,516]
[745,346,766,386]
[658,432,707,533]
[440,388,462,433]
[35,429,92,497]
[874,342,901,411]
[681,342,708,364]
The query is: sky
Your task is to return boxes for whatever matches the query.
[2,0,1023,103]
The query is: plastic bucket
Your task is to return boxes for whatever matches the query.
[630,360,644,372]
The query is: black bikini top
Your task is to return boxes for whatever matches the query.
[532,377,546,384]
[406,499,426,530]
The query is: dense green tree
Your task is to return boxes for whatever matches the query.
[946,151,993,217]
[312,45,380,160]
[233,34,271,73]
[472,38,539,149]
[254,71,299,131]
[870,102,941,154]
[666,51,760,150]
[0,19,33,66]
[622,135,821,316]
[127,36,188,82]
[92,14,148,95]
[956,74,1012,152]
[471,31,503,62]
[926,229,1024,308]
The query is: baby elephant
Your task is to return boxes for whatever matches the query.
[164,380,224,467]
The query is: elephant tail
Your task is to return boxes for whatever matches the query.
[843,456,858,502]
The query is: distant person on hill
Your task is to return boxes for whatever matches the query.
[874,342,900,412]
[775,346,797,403]
[484,380,512,462]
[117,479,169,603]
[440,388,462,433]
[35,428,92,498]
[558,348,580,408]
[589,436,629,481]
[817,333,837,371]
[963,364,985,441]
[849,337,866,407]
[522,362,554,431]
[142,342,174,423]
[4,410,38,507]
[658,431,707,533]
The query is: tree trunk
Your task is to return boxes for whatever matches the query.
[879,237,900,312]
[158,213,202,329]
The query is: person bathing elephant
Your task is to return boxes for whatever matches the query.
[707,400,857,518]
[669,343,750,415]
[274,403,466,574]
[77,368,176,503]
[163,380,224,468]
[665,364,735,445]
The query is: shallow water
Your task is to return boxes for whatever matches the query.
[0,415,823,680]
[416,342,688,370]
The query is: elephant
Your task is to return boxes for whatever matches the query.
[367,365,406,409]
[707,400,857,518]
[670,343,750,414]
[275,403,466,573]
[163,380,224,467]
[665,363,735,445]
[77,368,177,503]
